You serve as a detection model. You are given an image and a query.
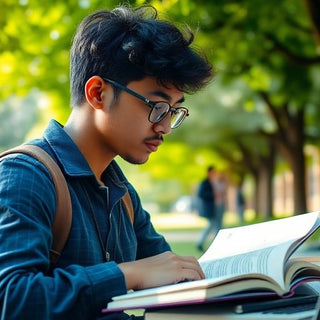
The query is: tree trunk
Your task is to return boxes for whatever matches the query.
[260,93,307,215]
[275,113,307,214]
[256,147,275,218]
[288,146,307,214]
[252,172,259,217]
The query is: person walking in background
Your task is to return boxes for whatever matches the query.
[196,166,216,252]
[214,172,227,231]
[236,181,246,224]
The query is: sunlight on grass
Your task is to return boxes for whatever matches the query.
[150,212,206,230]
[150,210,251,232]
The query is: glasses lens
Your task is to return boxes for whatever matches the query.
[171,109,187,129]
[149,102,170,123]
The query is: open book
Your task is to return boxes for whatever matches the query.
[103,211,320,313]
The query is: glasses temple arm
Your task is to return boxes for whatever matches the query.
[102,78,151,105]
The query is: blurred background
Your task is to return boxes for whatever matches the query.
[1,0,320,228]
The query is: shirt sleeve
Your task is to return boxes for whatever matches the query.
[0,155,127,319]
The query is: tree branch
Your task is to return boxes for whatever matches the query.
[265,33,320,65]
[258,91,287,139]
[304,0,320,44]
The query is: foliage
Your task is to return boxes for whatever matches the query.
[1,0,320,212]
[154,0,320,213]
[0,91,40,151]
[0,0,137,118]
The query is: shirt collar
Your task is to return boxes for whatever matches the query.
[42,120,127,185]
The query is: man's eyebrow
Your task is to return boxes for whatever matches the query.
[149,90,185,105]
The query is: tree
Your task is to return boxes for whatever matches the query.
[162,0,320,214]
[2,0,320,213]
[0,0,135,117]
[181,78,277,217]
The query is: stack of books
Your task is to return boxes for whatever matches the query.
[102,211,320,319]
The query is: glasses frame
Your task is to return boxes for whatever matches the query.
[102,77,189,129]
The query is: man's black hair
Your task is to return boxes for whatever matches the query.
[207,166,215,173]
[70,5,213,107]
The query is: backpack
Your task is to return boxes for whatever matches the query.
[0,144,134,266]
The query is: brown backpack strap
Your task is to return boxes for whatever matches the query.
[122,191,134,224]
[0,145,72,265]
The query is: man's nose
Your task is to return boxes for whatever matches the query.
[153,114,172,135]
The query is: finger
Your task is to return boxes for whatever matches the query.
[175,268,204,283]
[177,256,205,279]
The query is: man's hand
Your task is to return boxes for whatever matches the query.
[118,251,205,290]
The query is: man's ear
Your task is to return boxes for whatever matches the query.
[85,76,110,110]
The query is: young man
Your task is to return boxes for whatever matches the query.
[0,5,212,320]
[196,166,217,251]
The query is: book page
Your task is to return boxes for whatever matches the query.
[200,241,291,290]
[110,242,293,306]
[105,212,320,311]
[199,212,319,263]
[284,257,320,288]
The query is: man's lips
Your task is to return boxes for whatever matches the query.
[144,136,163,152]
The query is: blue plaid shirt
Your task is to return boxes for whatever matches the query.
[0,120,170,320]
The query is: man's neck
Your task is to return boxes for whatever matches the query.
[63,109,114,181]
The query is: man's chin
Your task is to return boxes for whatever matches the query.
[121,154,150,165]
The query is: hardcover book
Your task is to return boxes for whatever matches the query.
[103,211,320,313]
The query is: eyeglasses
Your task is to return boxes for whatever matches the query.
[102,78,189,129]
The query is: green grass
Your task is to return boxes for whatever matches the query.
[169,240,204,259]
